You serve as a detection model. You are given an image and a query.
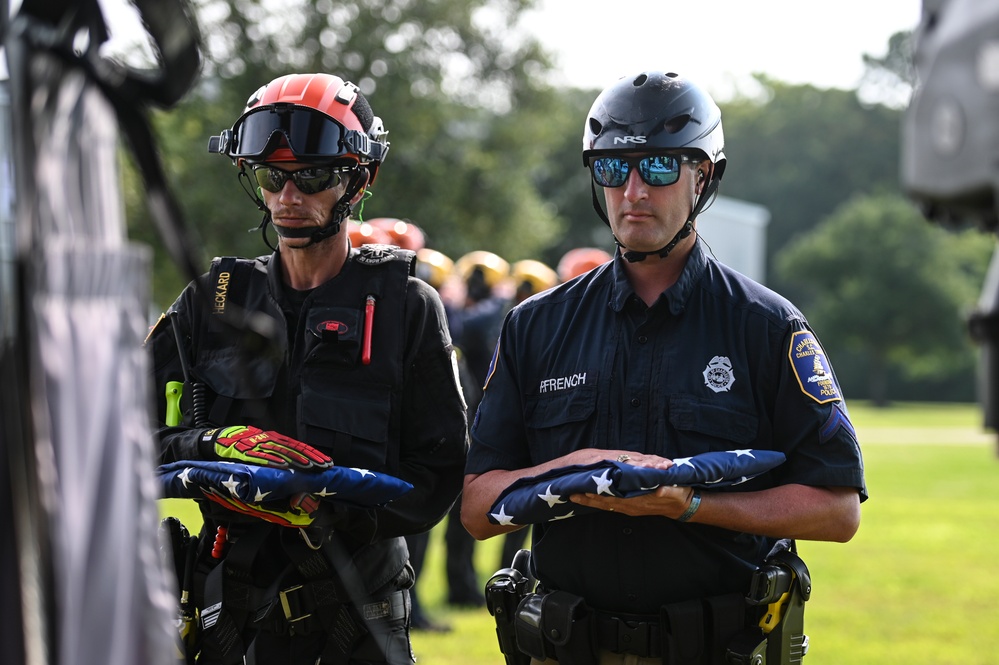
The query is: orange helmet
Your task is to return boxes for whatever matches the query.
[557,247,613,281]
[210,73,389,182]
[347,221,392,248]
[368,218,426,251]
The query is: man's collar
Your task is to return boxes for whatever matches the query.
[609,236,708,315]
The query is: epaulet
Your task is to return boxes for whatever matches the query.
[353,243,416,276]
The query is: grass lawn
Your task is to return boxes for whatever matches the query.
[160,401,999,664]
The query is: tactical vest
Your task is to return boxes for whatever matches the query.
[190,244,415,475]
[185,245,418,664]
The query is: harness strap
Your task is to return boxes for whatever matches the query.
[198,527,272,664]
[281,531,364,661]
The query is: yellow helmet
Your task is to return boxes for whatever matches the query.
[511,259,558,296]
[415,248,454,289]
[455,251,510,289]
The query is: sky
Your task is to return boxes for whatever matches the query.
[85,0,924,100]
[516,0,923,98]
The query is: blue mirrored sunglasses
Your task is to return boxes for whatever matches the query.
[589,154,695,188]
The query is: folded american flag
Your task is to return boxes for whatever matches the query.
[488,449,785,525]
[158,460,413,508]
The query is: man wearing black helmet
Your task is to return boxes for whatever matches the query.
[462,72,867,664]
[147,73,467,665]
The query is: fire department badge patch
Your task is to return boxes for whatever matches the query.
[789,330,841,404]
[703,356,735,393]
[355,243,398,265]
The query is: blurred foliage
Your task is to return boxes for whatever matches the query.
[777,193,994,405]
[718,76,904,295]
[122,14,994,404]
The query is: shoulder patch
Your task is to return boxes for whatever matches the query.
[355,243,400,265]
[144,312,168,347]
[788,330,841,404]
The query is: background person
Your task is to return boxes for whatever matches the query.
[148,73,467,665]
[461,71,866,664]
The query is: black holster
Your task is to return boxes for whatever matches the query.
[514,591,597,665]
[486,549,534,665]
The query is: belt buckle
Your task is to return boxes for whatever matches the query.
[279,585,312,623]
[616,618,653,656]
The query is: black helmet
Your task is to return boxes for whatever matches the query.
[581,72,726,263]
[582,71,726,180]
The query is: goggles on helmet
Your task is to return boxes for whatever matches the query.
[589,153,696,188]
[209,104,387,164]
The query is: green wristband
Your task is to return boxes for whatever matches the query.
[677,489,701,523]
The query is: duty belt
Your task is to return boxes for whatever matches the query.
[593,593,751,662]
[594,611,662,658]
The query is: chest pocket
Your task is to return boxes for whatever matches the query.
[524,386,598,463]
[304,306,363,367]
[667,393,759,456]
[301,376,393,471]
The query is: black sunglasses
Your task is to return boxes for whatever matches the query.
[589,154,695,188]
[251,164,354,195]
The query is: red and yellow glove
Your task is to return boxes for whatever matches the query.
[203,489,319,527]
[202,425,333,471]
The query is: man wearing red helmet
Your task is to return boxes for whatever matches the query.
[462,72,866,664]
[147,73,467,665]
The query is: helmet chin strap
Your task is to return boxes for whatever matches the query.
[591,176,720,263]
[240,166,368,249]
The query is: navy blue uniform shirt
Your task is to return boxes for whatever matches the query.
[466,237,867,614]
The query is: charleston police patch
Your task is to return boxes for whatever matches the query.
[789,331,841,404]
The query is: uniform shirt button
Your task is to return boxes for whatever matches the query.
[631,398,641,407]
[627,594,637,602]
[623,528,632,535]
[638,335,648,344]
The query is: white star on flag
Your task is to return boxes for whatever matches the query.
[591,469,615,495]
[179,466,193,488]
[538,485,566,508]
[222,474,240,496]
[490,505,516,526]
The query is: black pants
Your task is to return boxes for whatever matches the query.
[444,501,483,605]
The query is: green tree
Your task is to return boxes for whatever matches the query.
[776,193,993,405]
[718,78,902,296]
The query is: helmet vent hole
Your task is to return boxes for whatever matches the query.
[633,74,648,86]
[588,117,603,136]
[665,72,678,78]
[663,114,691,134]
